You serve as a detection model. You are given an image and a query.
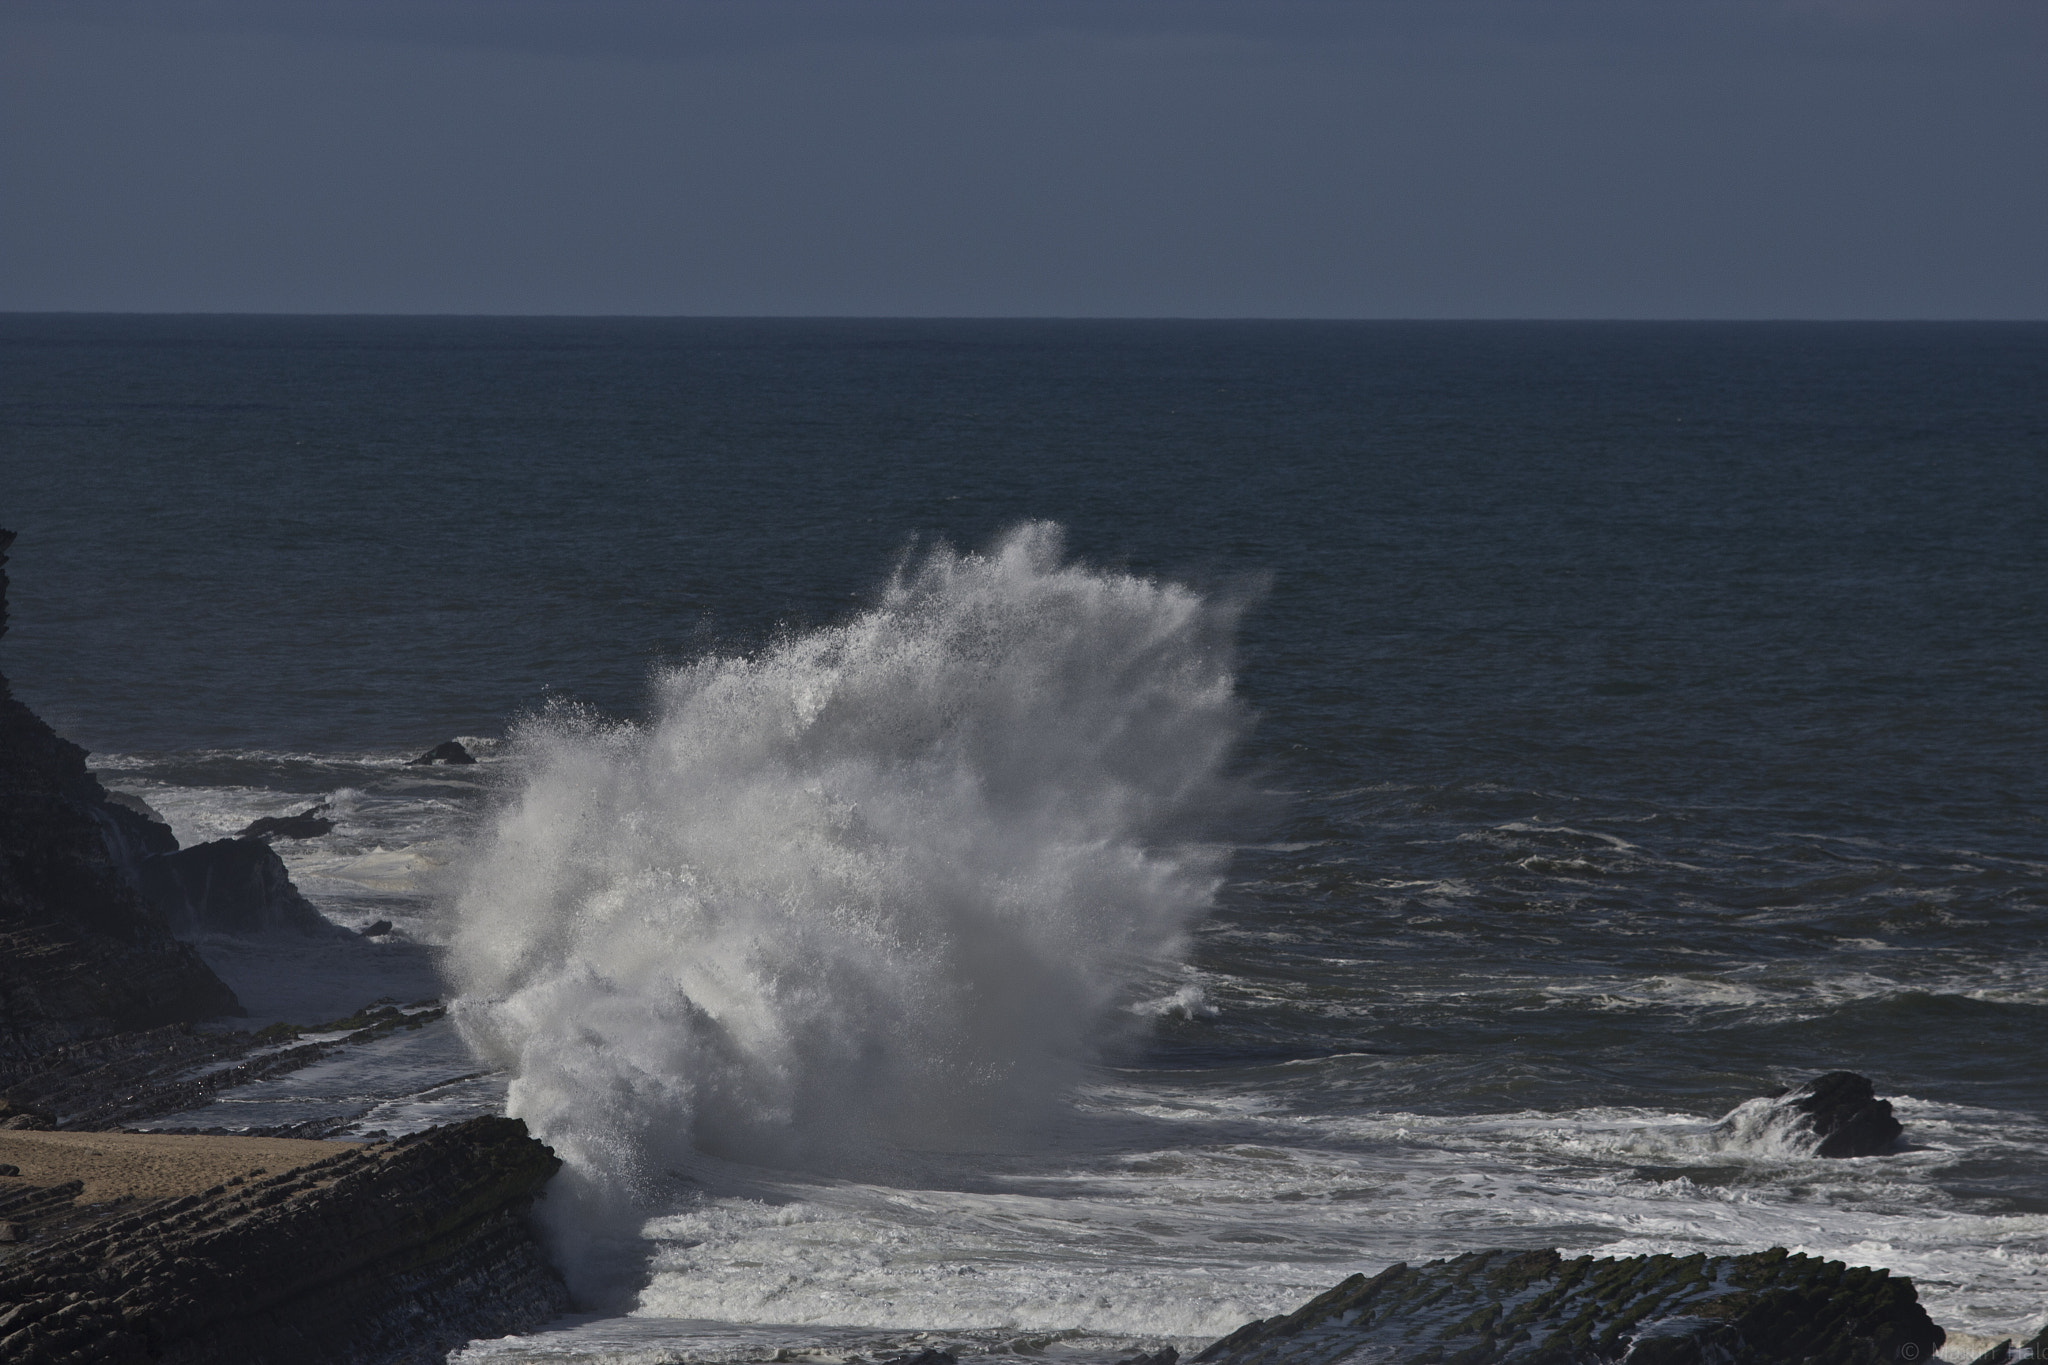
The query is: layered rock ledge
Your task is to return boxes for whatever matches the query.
[0,1116,569,1365]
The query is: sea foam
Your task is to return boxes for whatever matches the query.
[447,524,1248,1281]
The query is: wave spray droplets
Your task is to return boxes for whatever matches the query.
[449,525,1248,1264]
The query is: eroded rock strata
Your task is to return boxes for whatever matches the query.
[1195,1247,1946,1365]
[0,1115,570,1365]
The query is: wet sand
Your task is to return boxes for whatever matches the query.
[0,1130,360,1202]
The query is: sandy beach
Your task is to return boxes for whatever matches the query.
[0,1130,361,1203]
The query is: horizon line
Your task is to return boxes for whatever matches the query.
[3,310,2045,325]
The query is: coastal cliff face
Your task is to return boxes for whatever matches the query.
[0,1115,571,1364]
[0,529,243,1070]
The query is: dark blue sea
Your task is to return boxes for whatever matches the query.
[3,316,2045,1357]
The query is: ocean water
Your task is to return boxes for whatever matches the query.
[2,316,2045,1354]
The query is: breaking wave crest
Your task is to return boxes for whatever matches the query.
[448,524,1247,1275]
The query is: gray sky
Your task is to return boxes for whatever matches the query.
[2,1,2043,318]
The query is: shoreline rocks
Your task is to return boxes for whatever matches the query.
[2,572,245,1068]
[2,999,448,1135]
[1,530,570,1362]
[1968,1327,2048,1365]
[1196,1246,1946,1365]
[101,789,171,826]
[1776,1071,1904,1158]
[237,806,336,841]
[132,836,338,938]
[0,1116,570,1365]
[1713,1071,1905,1160]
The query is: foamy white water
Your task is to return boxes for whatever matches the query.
[443,1079,2048,1363]
[73,520,2048,1354]
[449,525,1250,1288]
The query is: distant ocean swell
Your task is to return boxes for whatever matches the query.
[448,524,1250,1282]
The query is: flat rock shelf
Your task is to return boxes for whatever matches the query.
[0,1116,569,1365]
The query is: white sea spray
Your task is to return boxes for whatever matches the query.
[447,524,1249,1290]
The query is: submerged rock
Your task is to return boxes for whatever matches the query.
[409,739,476,766]
[134,836,336,937]
[1197,1247,1944,1365]
[0,1115,570,1364]
[237,805,335,840]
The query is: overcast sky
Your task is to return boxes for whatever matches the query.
[2,1,2043,318]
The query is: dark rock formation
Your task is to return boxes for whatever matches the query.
[1121,1349,1180,1365]
[89,782,333,941]
[92,795,179,862]
[0,1023,337,1132]
[885,1351,958,1365]
[1,1002,448,1136]
[2,1024,256,1130]
[1777,1072,1904,1158]
[360,919,394,937]
[1196,1247,1944,1365]
[0,1115,571,1365]
[134,837,336,937]
[0,530,244,1066]
[0,535,568,1362]
[238,806,335,840]
[1967,1324,2048,1365]
[102,789,171,828]
[1709,1073,1904,1160]
[410,740,475,766]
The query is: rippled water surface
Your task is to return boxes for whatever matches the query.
[3,317,2044,1350]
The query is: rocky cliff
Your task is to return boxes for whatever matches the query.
[0,1115,571,1364]
[0,529,243,1067]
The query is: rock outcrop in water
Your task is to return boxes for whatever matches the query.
[0,531,336,946]
[1776,1071,1904,1158]
[1712,1072,1904,1160]
[238,805,336,840]
[132,835,337,937]
[1196,1247,1945,1365]
[0,529,244,1067]
[410,740,476,766]
[0,1116,570,1365]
